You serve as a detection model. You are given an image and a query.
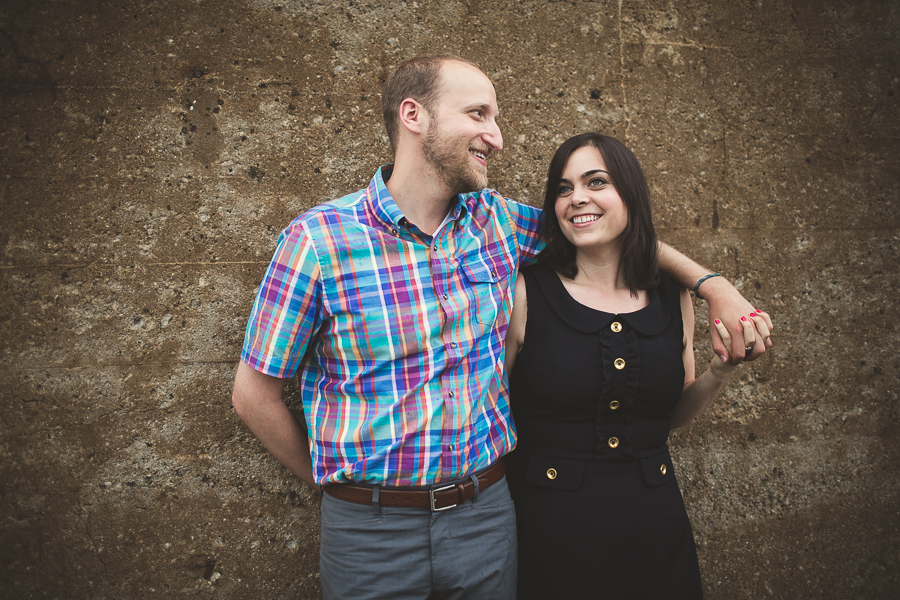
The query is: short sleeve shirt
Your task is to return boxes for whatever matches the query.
[241,166,544,486]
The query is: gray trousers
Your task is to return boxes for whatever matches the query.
[320,476,517,600]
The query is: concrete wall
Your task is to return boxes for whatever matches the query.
[1,0,897,598]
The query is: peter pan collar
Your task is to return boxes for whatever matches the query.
[531,263,672,336]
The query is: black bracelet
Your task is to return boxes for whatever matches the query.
[693,273,722,300]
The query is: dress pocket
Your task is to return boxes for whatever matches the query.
[639,452,675,486]
[524,454,585,491]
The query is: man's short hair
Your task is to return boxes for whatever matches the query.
[381,55,485,153]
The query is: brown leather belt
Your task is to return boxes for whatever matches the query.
[323,459,506,512]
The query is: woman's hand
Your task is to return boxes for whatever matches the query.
[710,318,741,378]
[672,315,744,428]
[702,275,774,363]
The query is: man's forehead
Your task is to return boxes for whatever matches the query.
[439,60,492,85]
[437,60,498,105]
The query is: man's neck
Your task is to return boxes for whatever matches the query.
[385,156,457,236]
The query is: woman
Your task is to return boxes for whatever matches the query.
[505,133,771,599]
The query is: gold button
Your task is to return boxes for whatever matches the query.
[608,437,619,449]
[546,468,558,480]
[611,321,622,333]
[609,400,620,410]
[660,464,667,475]
[614,358,625,370]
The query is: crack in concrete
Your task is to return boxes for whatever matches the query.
[618,0,630,139]
[0,261,269,271]
[83,512,109,571]
[0,360,240,372]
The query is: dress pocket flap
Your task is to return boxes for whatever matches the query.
[639,454,675,486]
[525,455,584,490]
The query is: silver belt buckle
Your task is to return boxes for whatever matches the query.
[429,483,457,512]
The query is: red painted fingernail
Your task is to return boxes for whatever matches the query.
[714,319,721,324]
[749,312,757,317]
[741,316,748,321]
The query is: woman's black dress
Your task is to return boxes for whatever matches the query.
[508,264,703,599]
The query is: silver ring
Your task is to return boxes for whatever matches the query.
[745,346,753,352]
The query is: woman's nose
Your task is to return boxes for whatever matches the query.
[571,194,588,207]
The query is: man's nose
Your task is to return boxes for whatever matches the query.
[484,120,503,151]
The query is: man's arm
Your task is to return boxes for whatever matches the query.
[232,361,316,487]
[658,242,773,364]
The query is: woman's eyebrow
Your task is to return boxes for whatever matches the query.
[581,168,609,179]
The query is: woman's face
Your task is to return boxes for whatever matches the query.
[554,145,628,253]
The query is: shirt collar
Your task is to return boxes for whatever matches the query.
[368,164,472,233]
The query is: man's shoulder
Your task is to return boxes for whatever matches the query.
[285,188,368,230]
[469,189,541,217]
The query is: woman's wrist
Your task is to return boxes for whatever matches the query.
[709,355,737,379]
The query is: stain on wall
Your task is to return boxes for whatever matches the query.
[1,0,898,597]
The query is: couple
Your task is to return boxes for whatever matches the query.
[232,55,773,599]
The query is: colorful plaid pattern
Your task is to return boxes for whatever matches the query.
[242,166,544,486]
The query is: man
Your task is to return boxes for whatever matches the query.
[232,55,771,599]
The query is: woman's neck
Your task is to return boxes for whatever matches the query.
[561,246,648,313]
[572,246,624,291]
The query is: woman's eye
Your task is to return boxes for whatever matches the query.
[589,177,607,187]
[558,186,573,196]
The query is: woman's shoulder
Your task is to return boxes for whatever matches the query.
[655,269,686,308]
[519,261,555,286]
[657,269,680,289]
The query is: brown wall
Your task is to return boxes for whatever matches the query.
[2,0,898,598]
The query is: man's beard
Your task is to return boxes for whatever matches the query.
[421,120,488,195]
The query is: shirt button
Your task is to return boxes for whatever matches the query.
[443,293,449,300]
[609,400,620,410]
[660,464,667,475]
[611,321,622,333]
[448,444,454,450]
[614,358,626,370]
[490,269,497,278]
[448,391,454,397]
[433,245,438,251]
[450,342,457,348]
[546,468,557,480]
[391,228,398,236]
[608,437,620,449]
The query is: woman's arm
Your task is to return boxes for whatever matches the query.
[670,287,753,428]
[505,273,528,375]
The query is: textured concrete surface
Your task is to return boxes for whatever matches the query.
[1,0,898,598]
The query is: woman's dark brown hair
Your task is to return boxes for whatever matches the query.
[539,132,659,295]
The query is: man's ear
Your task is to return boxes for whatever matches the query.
[398,98,428,136]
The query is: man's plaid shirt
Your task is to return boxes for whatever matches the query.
[242,166,543,486]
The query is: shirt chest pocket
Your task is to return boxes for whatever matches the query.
[460,252,513,327]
